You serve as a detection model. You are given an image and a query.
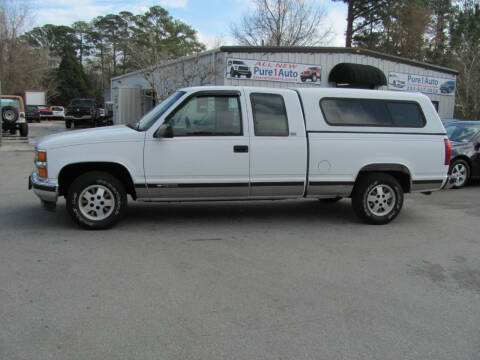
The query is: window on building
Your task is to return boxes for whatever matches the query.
[250,93,289,136]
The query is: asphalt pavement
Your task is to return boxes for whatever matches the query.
[0,122,479,360]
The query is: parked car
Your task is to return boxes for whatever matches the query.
[1,95,28,136]
[444,121,480,188]
[30,86,450,229]
[51,106,65,120]
[25,105,40,123]
[94,108,114,127]
[39,106,53,120]
[65,99,99,128]
[227,60,252,78]
[300,67,321,82]
[440,80,456,94]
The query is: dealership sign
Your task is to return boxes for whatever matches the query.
[388,72,456,96]
[226,58,322,84]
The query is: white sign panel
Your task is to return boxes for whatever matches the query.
[226,58,322,84]
[388,72,456,96]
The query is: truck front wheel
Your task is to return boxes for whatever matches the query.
[67,171,127,229]
[352,173,403,225]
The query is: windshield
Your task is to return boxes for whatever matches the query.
[70,100,93,107]
[0,98,20,109]
[135,91,185,131]
[446,124,480,143]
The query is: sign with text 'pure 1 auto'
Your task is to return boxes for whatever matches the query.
[226,58,322,85]
[388,72,456,96]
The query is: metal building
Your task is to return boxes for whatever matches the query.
[110,46,458,124]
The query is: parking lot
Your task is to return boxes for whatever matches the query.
[1,122,480,359]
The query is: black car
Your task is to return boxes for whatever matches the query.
[445,121,480,188]
[65,98,99,128]
[25,105,40,123]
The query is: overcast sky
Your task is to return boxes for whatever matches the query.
[29,0,348,48]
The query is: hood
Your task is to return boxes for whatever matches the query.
[37,125,142,150]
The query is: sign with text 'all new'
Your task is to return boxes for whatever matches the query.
[226,58,322,84]
[388,72,456,96]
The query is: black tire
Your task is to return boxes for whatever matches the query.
[319,196,342,203]
[66,119,72,129]
[449,159,470,188]
[352,173,404,225]
[2,106,19,123]
[67,171,127,229]
[246,73,252,78]
[301,78,306,82]
[19,123,28,137]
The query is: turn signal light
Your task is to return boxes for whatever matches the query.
[38,167,47,178]
[37,151,47,162]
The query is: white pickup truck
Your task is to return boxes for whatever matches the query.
[29,86,451,229]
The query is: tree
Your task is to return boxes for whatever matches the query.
[351,0,431,61]
[72,21,92,65]
[54,47,88,105]
[332,0,389,47]
[230,0,332,46]
[0,0,51,94]
[449,0,480,119]
[128,6,205,102]
[425,0,453,65]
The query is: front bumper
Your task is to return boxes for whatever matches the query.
[65,115,93,121]
[29,171,58,203]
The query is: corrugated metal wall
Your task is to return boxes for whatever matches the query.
[111,49,456,119]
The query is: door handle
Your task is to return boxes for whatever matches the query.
[233,145,248,153]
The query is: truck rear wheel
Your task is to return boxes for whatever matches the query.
[67,171,127,229]
[19,123,28,137]
[352,173,403,224]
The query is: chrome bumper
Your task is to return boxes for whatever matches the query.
[29,171,58,203]
[65,115,92,120]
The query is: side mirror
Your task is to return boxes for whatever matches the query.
[154,123,173,138]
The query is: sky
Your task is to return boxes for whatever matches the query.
[28,0,348,48]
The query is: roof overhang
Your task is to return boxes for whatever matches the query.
[328,63,387,86]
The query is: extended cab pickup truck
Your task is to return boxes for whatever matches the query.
[29,86,451,229]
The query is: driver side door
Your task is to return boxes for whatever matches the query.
[143,90,250,200]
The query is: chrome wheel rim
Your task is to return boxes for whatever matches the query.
[78,185,115,221]
[366,184,396,216]
[451,163,467,187]
[4,110,16,122]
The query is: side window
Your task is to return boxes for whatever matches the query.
[251,93,289,136]
[320,98,426,128]
[320,99,392,126]
[168,95,242,136]
[387,102,425,127]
